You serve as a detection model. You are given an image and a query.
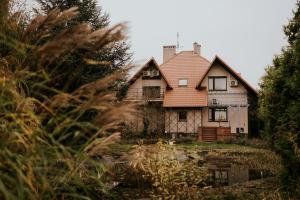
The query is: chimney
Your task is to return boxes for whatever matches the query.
[193,42,201,55]
[163,45,176,63]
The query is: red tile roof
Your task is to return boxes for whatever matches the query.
[128,50,257,107]
[159,51,210,107]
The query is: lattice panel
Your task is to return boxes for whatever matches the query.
[187,111,195,133]
[195,111,202,132]
[169,111,178,133]
[165,111,170,133]
[129,108,203,135]
[127,114,143,133]
[165,109,202,134]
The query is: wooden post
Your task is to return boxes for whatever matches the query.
[198,127,203,141]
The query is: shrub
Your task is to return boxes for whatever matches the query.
[125,141,208,199]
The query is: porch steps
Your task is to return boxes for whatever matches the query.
[202,128,217,141]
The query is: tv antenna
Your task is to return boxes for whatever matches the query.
[177,32,183,50]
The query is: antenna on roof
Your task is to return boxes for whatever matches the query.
[177,32,183,50]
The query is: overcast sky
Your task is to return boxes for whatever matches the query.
[27,0,296,88]
[99,0,296,88]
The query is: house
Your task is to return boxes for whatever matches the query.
[125,43,258,141]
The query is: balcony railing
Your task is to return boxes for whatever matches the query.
[126,88,165,101]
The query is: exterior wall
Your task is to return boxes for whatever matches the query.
[165,109,202,134]
[125,64,167,135]
[126,76,167,100]
[201,64,249,134]
[202,106,248,134]
[127,103,165,135]
[144,104,165,134]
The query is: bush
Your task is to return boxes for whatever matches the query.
[124,141,208,199]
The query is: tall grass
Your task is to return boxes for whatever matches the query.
[0,1,135,199]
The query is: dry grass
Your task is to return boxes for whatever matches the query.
[0,2,136,199]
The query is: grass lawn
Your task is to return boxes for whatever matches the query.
[176,142,252,150]
[107,140,264,156]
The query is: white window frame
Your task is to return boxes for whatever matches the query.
[178,79,188,87]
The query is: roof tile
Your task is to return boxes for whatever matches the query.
[159,51,210,107]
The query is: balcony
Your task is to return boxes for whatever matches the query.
[126,88,165,101]
[208,92,248,107]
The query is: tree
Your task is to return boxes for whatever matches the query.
[259,1,300,198]
[34,0,132,93]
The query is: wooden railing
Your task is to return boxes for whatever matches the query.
[126,88,165,101]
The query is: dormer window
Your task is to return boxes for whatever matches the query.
[208,76,227,91]
[179,79,188,87]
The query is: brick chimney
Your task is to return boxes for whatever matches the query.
[163,45,176,63]
[193,42,201,55]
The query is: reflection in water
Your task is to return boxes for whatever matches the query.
[208,165,249,186]
[207,163,273,186]
[182,151,274,186]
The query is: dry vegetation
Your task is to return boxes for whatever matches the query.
[0,0,294,199]
[0,1,136,199]
[110,141,282,200]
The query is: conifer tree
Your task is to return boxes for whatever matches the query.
[36,0,132,92]
[259,1,300,198]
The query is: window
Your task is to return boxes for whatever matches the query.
[142,86,161,98]
[209,107,228,122]
[178,79,188,87]
[208,169,229,185]
[151,70,160,76]
[208,77,227,91]
[178,111,187,122]
[142,68,161,80]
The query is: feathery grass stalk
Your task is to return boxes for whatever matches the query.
[0,1,135,199]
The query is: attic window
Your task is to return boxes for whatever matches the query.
[178,79,188,87]
[208,77,227,91]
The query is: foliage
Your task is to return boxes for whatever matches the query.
[31,0,132,93]
[37,0,109,30]
[207,148,281,174]
[0,1,135,199]
[125,141,208,199]
[259,0,300,198]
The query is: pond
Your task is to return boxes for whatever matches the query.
[206,162,273,186]
[110,143,279,199]
[172,148,275,186]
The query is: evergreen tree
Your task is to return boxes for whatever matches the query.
[37,0,109,30]
[35,0,132,93]
[259,1,300,198]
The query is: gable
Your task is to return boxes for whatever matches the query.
[196,56,258,96]
[200,63,247,93]
[128,58,172,89]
